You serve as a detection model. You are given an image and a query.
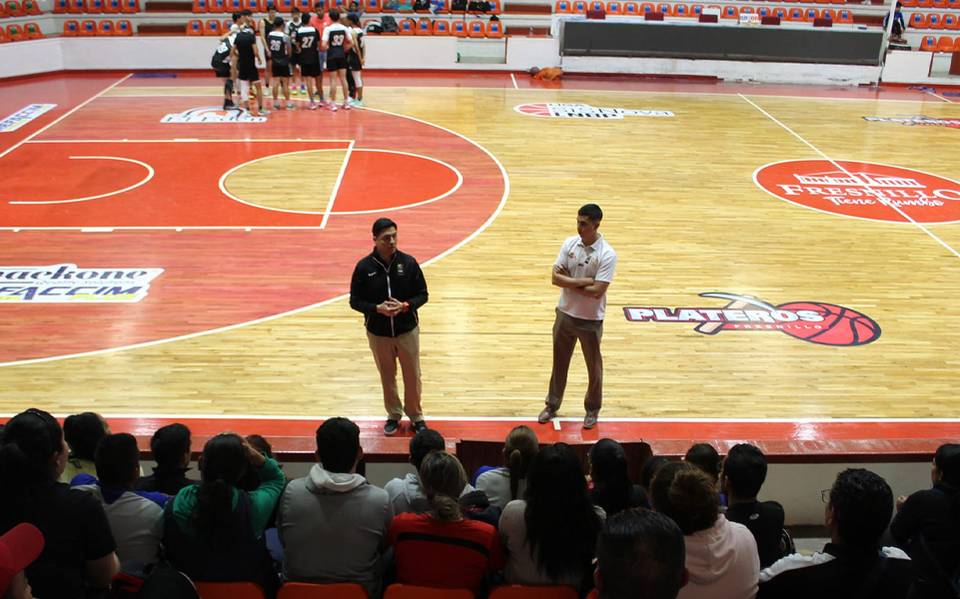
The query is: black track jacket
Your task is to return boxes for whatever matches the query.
[349,249,428,337]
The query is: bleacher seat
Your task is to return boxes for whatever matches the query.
[104,0,120,12]
[97,19,114,33]
[79,18,96,34]
[277,583,368,599]
[757,7,770,17]
[329,0,345,9]
[433,0,449,12]
[555,0,570,11]
[486,19,503,36]
[384,585,472,599]
[414,17,430,33]
[433,18,450,33]
[364,0,380,11]
[193,0,207,11]
[916,0,932,6]
[605,0,620,12]
[208,0,225,10]
[467,18,484,36]
[622,0,637,13]
[837,8,852,22]
[53,0,68,12]
[657,2,669,13]
[63,18,80,34]
[936,34,954,50]
[773,7,786,18]
[196,582,267,599]
[955,36,960,50]
[690,3,702,15]
[489,587,578,599]
[901,0,917,5]
[945,14,959,29]
[589,0,603,11]
[0,29,7,43]
[929,13,944,28]
[87,0,104,11]
[572,0,586,12]
[821,8,835,20]
[121,0,138,11]
[932,0,946,6]
[205,18,221,34]
[640,1,653,12]
[910,13,929,28]
[22,0,40,13]
[721,5,737,18]
[398,17,414,33]
[66,0,82,12]
[116,18,132,33]
[489,0,500,12]
[24,21,43,38]
[673,3,688,15]
[245,0,259,11]
[949,0,960,8]
[787,7,803,19]
[452,18,466,35]
[6,23,24,40]
[187,18,203,33]
[739,6,754,14]
[920,34,937,50]
[5,0,24,15]
[221,17,231,29]
[804,8,818,19]
[276,0,291,10]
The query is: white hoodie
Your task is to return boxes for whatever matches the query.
[384,472,475,516]
[679,514,760,599]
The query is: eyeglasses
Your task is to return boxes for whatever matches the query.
[821,489,831,504]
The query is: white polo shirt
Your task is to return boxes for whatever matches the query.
[555,233,617,321]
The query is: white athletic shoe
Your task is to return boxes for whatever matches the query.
[341,102,351,110]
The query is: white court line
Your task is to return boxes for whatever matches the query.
[739,93,960,260]
[9,156,154,205]
[0,107,511,368]
[0,73,131,162]
[510,73,519,90]
[319,140,350,229]
[925,90,954,104]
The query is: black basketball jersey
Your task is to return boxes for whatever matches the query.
[234,28,257,68]
[323,23,349,59]
[267,30,290,66]
[211,35,232,68]
[295,25,320,65]
[260,16,274,36]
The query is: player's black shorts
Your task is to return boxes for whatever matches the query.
[271,62,291,78]
[300,62,321,77]
[290,52,300,66]
[348,52,362,71]
[238,62,260,82]
[326,55,348,71]
[213,66,231,78]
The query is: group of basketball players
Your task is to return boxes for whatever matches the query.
[211,3,366,116]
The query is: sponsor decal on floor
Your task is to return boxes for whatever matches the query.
[514,103,674,119]
[0,264,163,303]
[624,292,881,346]
[161,107,267,124]
[0,104,57,133]
[754,159,960,224]
[863,115,960,128]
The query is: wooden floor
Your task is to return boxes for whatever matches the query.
[2,72,960,424]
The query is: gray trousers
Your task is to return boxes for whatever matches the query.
[545,308,604,413]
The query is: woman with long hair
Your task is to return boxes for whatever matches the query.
[163,433,285,592]
[0,408,119,597]
[388,451,502,594]
[589,438,645,517]
[476,425,539,508]
[499,443,604,591]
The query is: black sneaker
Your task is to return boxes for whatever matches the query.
[223,100,236,110]
[383,419,400,436]
[413,420,428,434]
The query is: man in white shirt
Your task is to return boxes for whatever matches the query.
[539,204,617,429]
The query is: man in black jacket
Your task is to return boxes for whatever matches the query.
[350,218,429,436]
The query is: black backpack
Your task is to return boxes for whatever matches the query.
[380,15,398,31]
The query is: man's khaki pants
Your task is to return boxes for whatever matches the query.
[545,309,604,413]
[367,327,423,422]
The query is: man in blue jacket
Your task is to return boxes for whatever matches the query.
[350,218,429,436]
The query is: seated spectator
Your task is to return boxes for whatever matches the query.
[137,423,197,495]
[277,418,391,598]
[884,2,906,44]
[0,523,44,599]
[684,443,721,484]
[61,411,110,483]
[890,443,960,599]
[499,443,604,592]
[651,461,759,599]
[0,408,119,598]
[386,428,474,515]
[590,439,646,517]
[246,434,275,460]
[721,443,787,568]
[74,433,164,574]
[595,508,688,599]
[388,451,502,594]
[639,455,671,507]
[163,433,284,593]
[476,425,539,509]
[759,468,914,599]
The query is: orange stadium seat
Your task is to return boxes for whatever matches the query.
[787,7,803,19]
[639,1,653,12]
[901,0,916,4]
[277,583,368,599]
[936,34,954,50]
[955,36,960,49]
[104,0,120,11]
[673,3,688,15]
[294,0,308,10]
[432,18,450,32]
[22,0,40,13]
[53,0,68,12]
[204,18,222,33]
[226,0,241,10]
[221,17,231,29]
[115,17,132,33]
[384,586,472,599]
[5,0,24,15]
[491,0,501,11]
[758,7,770,17]
[773,7,786,18]
[433,0,450,12]
[0,1,7,14]
[605,0,620,13]
[414,16,431,33]
[945,14,959,29]
[398,17,414,33]
[24,21,43,38]
[328,0,345,8]
[97,19,114,33]
[920,34,937,49]
[193,0,207,11]
[804,7,818,19]
[657,2,669,13]
[589,0,603,11]
[622,0,637,12]
[208,0,225,10]
[245,0,260,11]
[452,18,466,34]
[187,18,203,33]
[121,0,138,11]
[363,0,379,10]
[932,0,946,6]
[915,0,932,6]
[690,3,702,15]
[6,23,24,40]
[910,13,929,28]
[571,0,586,11]
[555,0,570,11]
[467,18,484,35]
[0,29,7,43]
[489,587,578,599]
[721,5,737,17]
[837,8,852,22]
[486,19,503,36]
[196,583,267,599]
[276,0,291,10]
[739,5,754,14]
[79,18,96,33]
[87,0,104,11]
[928,13,944,28]
[821,8,835,19]
[63,18,80,34]
[949,0,960,8]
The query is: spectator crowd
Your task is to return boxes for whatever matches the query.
[1,407,959,599]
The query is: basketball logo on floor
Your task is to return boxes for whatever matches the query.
[514,103,674,119]
[0,264,164,303]
[754,160,960,224]
[623,292,881,346]
[161,107,267,124]
[863,115,960,129]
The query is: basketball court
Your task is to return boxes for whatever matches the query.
[2,71,959,454]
